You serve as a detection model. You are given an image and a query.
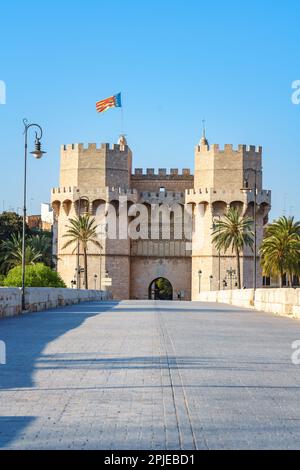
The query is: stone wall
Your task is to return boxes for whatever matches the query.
[131,169,193,192]
[0,288,111,319]
[196,288,300,318]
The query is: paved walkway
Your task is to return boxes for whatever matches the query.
[1,300,300,449]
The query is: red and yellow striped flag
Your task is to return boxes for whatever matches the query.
[96,93,122,113]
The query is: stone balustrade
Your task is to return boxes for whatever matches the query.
[0,288,111,319]
[197,288,300,318]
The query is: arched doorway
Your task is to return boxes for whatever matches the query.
[149,278,173,300]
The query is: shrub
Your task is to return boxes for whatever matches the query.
[3,263,66,288]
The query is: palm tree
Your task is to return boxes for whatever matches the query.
[0,233,43,271]
[62,215,101,289]
[212,208,254,289]
[260,216,300,287]
[30,233,54,267]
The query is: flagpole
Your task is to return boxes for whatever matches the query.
[121,99,124,135]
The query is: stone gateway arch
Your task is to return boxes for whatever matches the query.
[149,278,173,301]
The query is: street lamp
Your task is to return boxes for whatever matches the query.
[21,119,46,311]
[94,274,98,290]
[209,274,213,291]
[241,169,260,290]
[198,270,202,293]
[212,215,221,290]
[101,269,109,293]
[98,223,106,292]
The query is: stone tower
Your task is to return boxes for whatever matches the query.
[185,133,271,298]
[52,138,134,299]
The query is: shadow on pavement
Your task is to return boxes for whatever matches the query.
[0,301,118,448]
[0,417,35,448]
[0,301,118,390]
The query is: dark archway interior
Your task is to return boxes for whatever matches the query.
[149,278,173,300]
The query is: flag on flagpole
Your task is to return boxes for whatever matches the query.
[96,93,122,113]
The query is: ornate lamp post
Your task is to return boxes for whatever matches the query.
[21,119,46,311]
[198,270,202,293]
[212,215,221,290]
[241,169,260,290]
[97,223,106,292]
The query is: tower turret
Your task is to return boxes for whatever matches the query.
[188,140,271,296]
[59,141,132,191]
[199,120,209,148]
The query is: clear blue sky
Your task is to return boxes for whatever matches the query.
[0,0,299,219]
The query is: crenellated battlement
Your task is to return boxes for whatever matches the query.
[185,188,271,207]
[61,142,129,153]
[52,186,138,198]
[132,168,193,178]
[51,185,271,208]
[196,143,262,156]
[185,188,271,197]
[139,190,185,201]
[52,186,77,195]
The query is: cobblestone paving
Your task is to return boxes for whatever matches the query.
[1,300,300,449]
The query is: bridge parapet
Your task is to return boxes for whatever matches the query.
[0,288,111,319]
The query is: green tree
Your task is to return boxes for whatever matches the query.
[0,231,54,274]
[0,212,29,274]
[3,263,66,288]
[62,215,101,289]
[156,278,173,299]
[260,216,300,287]
[0,211,25,242]
[30,232,54,267]
[212,208,254,289]
[0,233,43,272]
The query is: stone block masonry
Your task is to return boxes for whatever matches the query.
[0,287,111,319]
[196,288,300,319]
